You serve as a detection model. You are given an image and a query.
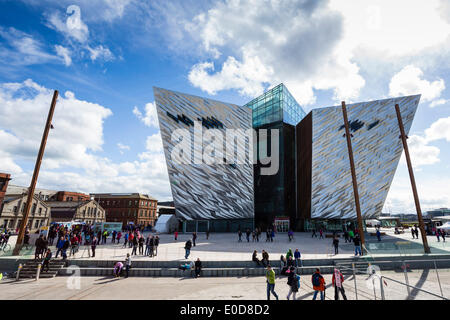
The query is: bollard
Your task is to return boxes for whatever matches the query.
[36,263,42,281]
[16,264,22,281]
[380,276,385,300]
[402,261,411,299]
[352,263,358,300]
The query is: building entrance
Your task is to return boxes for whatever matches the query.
[274,217,290,233]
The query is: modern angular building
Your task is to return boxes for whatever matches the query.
[154,87,254,232]
[154,84,420,232]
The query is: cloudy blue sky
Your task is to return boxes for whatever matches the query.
[0,0,449,213]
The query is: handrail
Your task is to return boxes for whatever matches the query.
[381,275,448,300]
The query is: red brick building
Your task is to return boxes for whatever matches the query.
[91,193,157,227]
[52,191,90,202]
[0,173,11,209]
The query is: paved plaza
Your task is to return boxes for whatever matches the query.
[0,269,449,300]
[3,227,449,262]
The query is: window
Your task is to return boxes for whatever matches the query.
[13,206,17,213]
[38,208,42,214]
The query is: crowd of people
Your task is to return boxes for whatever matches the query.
[265,265,347,300]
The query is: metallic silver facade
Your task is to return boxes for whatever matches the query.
[310,95,420,219]
[154,87,254,221]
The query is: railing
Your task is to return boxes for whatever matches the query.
[337,258,450,300]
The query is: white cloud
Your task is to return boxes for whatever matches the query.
[48,5,89,43]
[54,44,72,66]
[404,117,450,169]
[389,65,445,102]
[407,135,440,168]
[430,99,449,108]
[424,117,450,142]
[329,0,450,58]
[188,54,273,97]
[144,133,163,153]
[183,0,365,105]
[87,45,115,62]
[0,79,171,200]
[0,27,60,66]
[133,102,159,128]
[117,142,130,155]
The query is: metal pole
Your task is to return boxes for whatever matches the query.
[403,261,411,299]
[35,263,41,281]
[16,263,22,281]
[352,262,358,300]
[380,276,386,300]
[341,102,365,250]
[434,260,444,297]
[13,90,59,256]
[394,104,430,254]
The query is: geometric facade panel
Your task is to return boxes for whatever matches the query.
[153,87,254,221]
[310,95,420,219]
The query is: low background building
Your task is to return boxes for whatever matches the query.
[46,200,105,224]
[0,194,50,232]
[91,193,157,228]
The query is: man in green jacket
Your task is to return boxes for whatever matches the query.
[265,265,279,300]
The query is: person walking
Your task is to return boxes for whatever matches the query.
[42,248,52,272]
[61,236,70,260]
[332,268,347,300]
[55,236,64,258]
[206,229,210,240]
[149,236,155,257]
[265,265,279,300]
[270,229,275,242]
[117,231,122,243]
[354,235,362,256]
[319,228,324,239]
[246,229,251,242]
[312,228,317,238]
[312,268,326,300]
[131,235,138,256]
[288,229,294,242]
[411,227,416,239]
[414,225,419,239]
[112,230,116,243]
[343,230,349,243]
[174,230,178,241]
[184,239,192,259]
[436,228,441,242]
[238,229,242,242]
[286,267,300,300]
[124,253,131,278]
[154,236,159,256]
[265,229,270,242]
[192,232,197,247]
[123,232,128,247]
[376,228,382,242]
[138,235,144,255]
[91,236,97,258]
[333,236,339,255]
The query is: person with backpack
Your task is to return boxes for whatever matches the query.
[184,239,192,259]
[312,268,326,300]
[265,265,279,300]
[332,268,347,300]
[286,267,300,300]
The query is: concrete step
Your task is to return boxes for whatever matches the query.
[58,265,336,277]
